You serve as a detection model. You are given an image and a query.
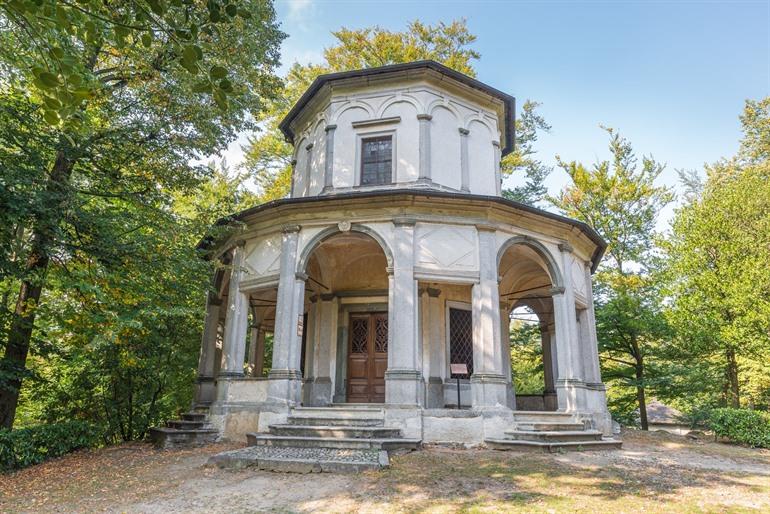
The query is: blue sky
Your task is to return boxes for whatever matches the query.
[227,0,770,227]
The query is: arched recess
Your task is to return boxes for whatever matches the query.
[496,236,563,288]
[498,237,562,412]
[296,224,394,275]
[296,225,392,405]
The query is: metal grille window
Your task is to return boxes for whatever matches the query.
[449,308,473,378]
[360,135,392,185]
[374,316,388,353]
[351,317,368,354]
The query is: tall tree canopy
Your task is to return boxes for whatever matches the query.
[243,19,552,206]
[0,1,284,429]
[551,128,673,428]
[661,98,770,412]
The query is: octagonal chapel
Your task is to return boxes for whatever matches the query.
[170,61,615,452]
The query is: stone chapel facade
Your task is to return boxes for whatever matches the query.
[172,61,616,451]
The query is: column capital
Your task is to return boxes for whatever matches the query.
[475,223,496,233]
[233,239,246,248]
[558,242,574,254]
[305,142,314,151]
[290,158,298,166]
[550,286,566,296]
[295,271,309,281]
[320,293,336,301]
[393,216,417,227]
[458,127,469,136]
[492,140,500,148]
[324,124,337,132]
[417,113,433,121]
[282,224,301,234]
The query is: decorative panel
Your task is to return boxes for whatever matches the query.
[416,224,478,271]
[571,260,587,297]
[351,317,368,354]
[374,315,388,353]
[244,234,282,276]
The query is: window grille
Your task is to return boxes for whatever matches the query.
[449,308,473,378]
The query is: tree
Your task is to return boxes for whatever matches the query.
[661,99,770,412]
[242,19,551,205]
[0,1,284,428]
[551,127,673,429]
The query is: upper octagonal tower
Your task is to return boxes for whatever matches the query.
[279,61,515,198]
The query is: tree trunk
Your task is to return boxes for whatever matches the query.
[632,339,648,430]
[725,347,740,408]
[0,151,73,429]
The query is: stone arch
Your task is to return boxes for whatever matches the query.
[426,99,462,122]
[330,100,375,124]
[296,223,394,274]
[376,94,423,118]
[496,236,563,288]
[466,116,495,136]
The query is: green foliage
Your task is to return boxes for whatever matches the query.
[551,127,673,428]
[501,100,552,206]
[0,420,100,471]
[1,0,273,124]
[508,318,544,395]
[709,408,770,448]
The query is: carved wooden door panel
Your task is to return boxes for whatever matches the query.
[347,312,388,403]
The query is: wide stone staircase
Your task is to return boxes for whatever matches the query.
[149,407,218,449]
[210,404,421,472]
[485,411,622,452]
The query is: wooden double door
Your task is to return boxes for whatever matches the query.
[347,312,388,403]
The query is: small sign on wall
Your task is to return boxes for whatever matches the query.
[450,363,468,376]
[297,315,304,337]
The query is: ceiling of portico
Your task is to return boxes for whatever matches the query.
[306,232,388,294]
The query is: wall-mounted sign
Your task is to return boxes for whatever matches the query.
[297,315,304,337]
[450,363,468,375]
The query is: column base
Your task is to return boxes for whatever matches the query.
[385,369,424,406]
[306,377,333,406]
[194,376,216,406]
[267,369,303,405]
[470,373,508,408]
[555,378,587,412]
[426,376,444,408]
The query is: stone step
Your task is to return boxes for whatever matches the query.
[208,446,389,473]
[286,416,384,427]
[149,427,218,449]
[512,411,576,423]
[292,406,384,417]
[515,422,586,432]
[181,412,207,422]
[486,437,622,453]
[166,419,211,430]
[504,430,604,443]
[269,424,401,439]
[247,433,421,451]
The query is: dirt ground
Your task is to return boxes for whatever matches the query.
[1,429,769,513]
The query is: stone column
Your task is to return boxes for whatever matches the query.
[289,158,298,197]
[385,217,423,406]
[551,243,586,411]
[220,243,249,376]
[582,266,603,385]
[500,303,515,409]
[195,292,221,404]
[459,127,470,192]
[417,114,432,184]
[303,142,313,197]
[268,225,304,405]
[252,325,266,377]
[470,227,508,408]
[309,293,336,405]
[322,125,336,193]
[423,287,443,408]
[541,321,558,410]
[493,141,502,196]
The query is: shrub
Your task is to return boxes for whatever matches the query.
[708,408,770,448]
[0,421,101,472]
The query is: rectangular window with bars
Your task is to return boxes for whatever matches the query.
[449,307,473,378]
[360,135,393,185]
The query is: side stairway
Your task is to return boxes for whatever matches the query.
[149,407,218,449]
[485,411,622,453]
[210,404,421,472]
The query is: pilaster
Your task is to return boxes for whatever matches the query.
[322,124,336,193]
[459,127,470,192]
[417,114,432,184]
